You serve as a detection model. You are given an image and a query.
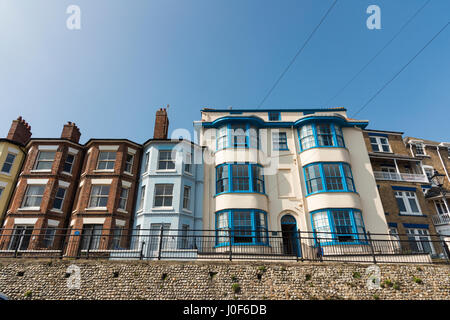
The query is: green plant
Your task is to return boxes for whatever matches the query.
[413,276,423,284]
[416,267,423,272]
[24,290,32,298]
[393,282,400,290]
[373,294,379,300]
[352,272,361,279]
[231,275,238,282]
[305,274,312,281]
[231,283,241,294]
[383,279,393,287]
[280,266,287,272]
[161,273,168,281]
[257,266,267,272]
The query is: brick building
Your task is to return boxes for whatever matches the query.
[404,137,450,236]
[363,129,444,256]
[0,122,84,253]
[65,138,142,256]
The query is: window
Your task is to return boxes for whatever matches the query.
[423,166,434,183]
[216,124,259,150]
[215,209,268,245]
[8,226,34,250]
[148,223,171,251]
[394,191,421,215]
[53,187,66,210]
[125,154,134,173]
[63,154,75,174]
[112,227,123,249]
[272,132,288,150]
[158,150,175,170]
[406,228,433,254]
[370,136,390,153]
[414,143,425,156]
[43,227,56,248]
[22,185,45,208]
[434,200,448,215]
[118,187,129,210]
[0,187,4,199]
[304,163,355,195]
[35,151,55,170]
[80,224,103,250]
[183,186,191,210]
[215,163,265,194]
[268,112,280,121]
[153,184,173,207]
[144,152,150,172]
[138,186,146,210]
[184,152,192,174]
[88,185,110,208]
[311,209,366,245]
[298,123,345,151]
[180,224,190,249]
[97,151,116,170]
[1,153,16,174]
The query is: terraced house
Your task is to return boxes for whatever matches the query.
[195,107,389,258]
[132,108,204,258]
[363,129,447,257]
[0,118,31,224]
[0,122,84,253]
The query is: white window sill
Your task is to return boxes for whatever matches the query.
[152,207,174,211]
[0,171,11,176]
[61,171,72,177]
[31,169,51,173]
[182,209,192,214]
[117,208,128,214]
[184,171,193,176]
[18,207,40,211]
[155,169,177,173]
[94,169,114,173]
[85,207,108,211]
[123,171,133,176]
[50,209,64,214]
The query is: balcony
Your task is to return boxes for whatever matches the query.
[373,171,429,183]
[431,213,450,226]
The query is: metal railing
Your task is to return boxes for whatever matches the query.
[373,171,429,183]
[431,213,450,226]
[0,228,448,264]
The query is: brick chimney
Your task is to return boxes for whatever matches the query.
[61,121,81,143]
[153,107,169,139]
[7,116,32,145]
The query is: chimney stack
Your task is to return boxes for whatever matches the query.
[153,107,169,139]
[7,116,32,145]
[61,121,81,143]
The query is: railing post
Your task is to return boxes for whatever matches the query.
[228,228,232,261]
[296,229,302,262]
[157,226,164,260]
[367,232,377,264]
[140,241,145,260]
[14,234,21,258]
[316,238,322,262]
[86,233,93,259]
[440,238,450,264]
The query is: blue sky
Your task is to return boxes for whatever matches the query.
[0,0,449,144]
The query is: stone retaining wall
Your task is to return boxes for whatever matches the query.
[0,259,448,300]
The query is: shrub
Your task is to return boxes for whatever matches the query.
[413,276,423,284]
[258,266,267,272]
[393,282,400,290]
[373,294,380,300]
[383,279,393,287]
[305,274,312,281]
[231,283,241,294]
[352,272,361,279]
[24,291,32,298]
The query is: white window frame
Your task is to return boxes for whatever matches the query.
[414,143,426,156]
[138,185,146,211]
[125,153,134,174]
[422,165,434,183]
[1,153,16,174]
[52,187,67,211]
[21,185,46,209]
[34,151,56,171]
[184,152,192,174]
[153,184,174,208]
[183,186,191,211]
[394,191,422,215]
[157,150,176,171]
[118,187,129,211]
[88,185,110,209]
[370,136,391,153]
[434,199,449,215]
[96,151,116,171]
[406,228,435,254]
[62,153,75,174]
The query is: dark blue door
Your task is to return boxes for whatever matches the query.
[281,215,301,257]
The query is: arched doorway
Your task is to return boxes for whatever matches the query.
[281,215,301,257]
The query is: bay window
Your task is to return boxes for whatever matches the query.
[215,209,268,246]
[304,162,355,195]
[311,209,367,245]
[215,163,265,194]
[298,122,345,151]
[22,185,45,208]
[216,124,259,150]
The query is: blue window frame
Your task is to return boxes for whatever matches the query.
[272,132,288,150]
[303,162,356,196]
[216,124,259,150]
[215,163,265,195]
[310,209,367,245]
[268,112,281,121]
[298,122,345,151]
[215,209,268,246]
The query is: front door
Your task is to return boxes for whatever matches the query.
[281,215,300,257]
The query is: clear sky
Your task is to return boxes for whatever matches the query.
[0,0,449,144]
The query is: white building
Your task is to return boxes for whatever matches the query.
[194,107,390,257]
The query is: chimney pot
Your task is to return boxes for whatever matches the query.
[6,117,32,145]
[61,121,81,143]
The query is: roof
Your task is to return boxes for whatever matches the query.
[0,138,26,148]
[404,136,449,147]
[200,107,347,113]
[364,128,404,135]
